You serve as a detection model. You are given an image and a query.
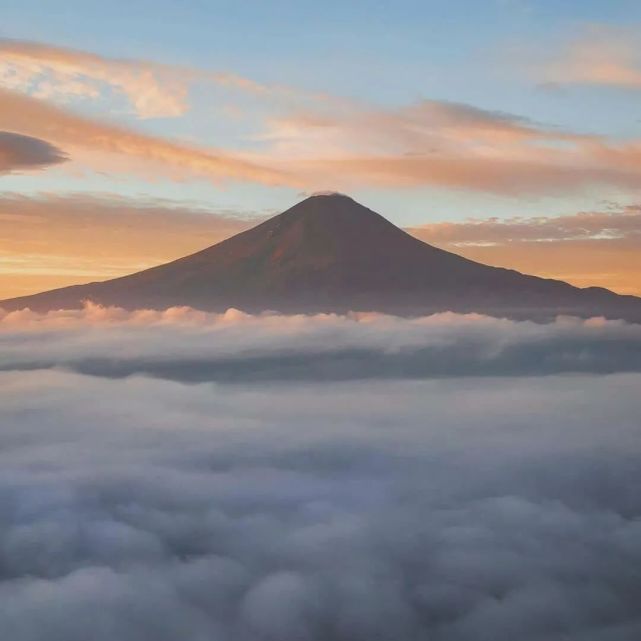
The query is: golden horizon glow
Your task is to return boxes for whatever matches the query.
[0,193,639,301]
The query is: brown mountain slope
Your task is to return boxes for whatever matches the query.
[2,193,640,320]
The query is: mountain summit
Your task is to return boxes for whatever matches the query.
[2,193,640,320]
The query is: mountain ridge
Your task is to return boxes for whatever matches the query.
[2,193,640,321]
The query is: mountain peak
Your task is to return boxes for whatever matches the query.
[306,190,352,199]
[290,192,366,213]
[278,192,394,231]
[1,195,640,320]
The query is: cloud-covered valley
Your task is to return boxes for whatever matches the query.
[1,308,641,640]
[0,306,641,641]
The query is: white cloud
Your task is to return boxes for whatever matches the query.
[1,305,640,381]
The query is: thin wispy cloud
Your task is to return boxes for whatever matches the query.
[255,98,641,196]
[410,206,641,245]
[0,87,295,186]
[5,38,641,198]
[409,205,641,295]
[536,25,641,90]
[0,38,275,118]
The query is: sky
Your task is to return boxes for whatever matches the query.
[1,0,641,298]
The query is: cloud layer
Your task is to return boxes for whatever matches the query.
[2,305,641,382]
[0,310,641,639]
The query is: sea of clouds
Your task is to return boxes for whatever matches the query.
[1,305,641,640]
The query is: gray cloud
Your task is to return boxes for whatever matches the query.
[2,311,641,639]
[0,362,641,640]
[0,130,68,172]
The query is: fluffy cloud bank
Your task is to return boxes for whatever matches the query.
[0,310,641,639]
[1,306,641,382]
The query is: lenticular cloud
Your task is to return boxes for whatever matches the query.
[1,306,641,640]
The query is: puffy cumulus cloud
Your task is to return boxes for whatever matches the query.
[408,205,641,296]
[1,334,641,639]
[2,305,641,382]
[0,193,263,299]
[0,38,275,119]
[0,88,295,186]
[0,130,67,173]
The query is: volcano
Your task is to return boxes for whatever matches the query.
[2,193,640,320]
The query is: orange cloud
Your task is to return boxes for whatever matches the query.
[408,205,641,296]
[0,88,295,185]
[253,98,641,195]
[535,25,641,89]
[0,38,273,118]
[257,99,557,159]
[292,153,635,195]
[409,206,641,244]
[4,39,641,197]
[278,95,641,195]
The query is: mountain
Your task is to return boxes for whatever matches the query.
[2,193,640,320]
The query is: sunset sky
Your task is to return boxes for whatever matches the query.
[1,0,641,299]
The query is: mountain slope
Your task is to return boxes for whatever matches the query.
[2,193,640,320]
